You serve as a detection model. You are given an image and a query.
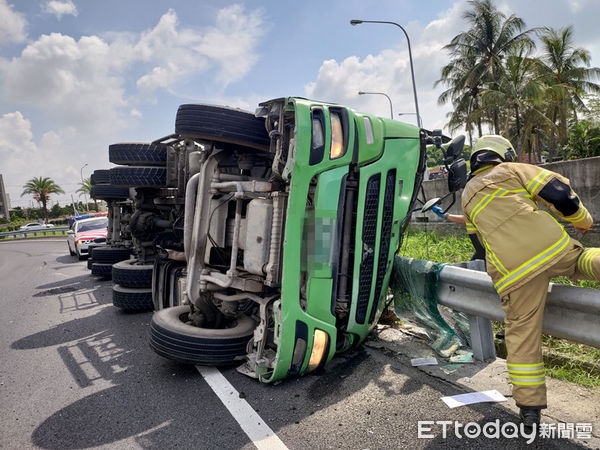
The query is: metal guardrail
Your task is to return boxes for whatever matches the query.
[432,260,600,360]
[0,226,69,239]
[395,257,600,361]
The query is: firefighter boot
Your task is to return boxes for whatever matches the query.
[519,406,541,430]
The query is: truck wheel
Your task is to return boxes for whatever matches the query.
[112,259,153,288]
[175,104,270,151]
[109,167,167,188]
[90,170,110,185]
[109,143,167,167]
[150,305,256,366]
[112,285,154,311]
[91,246,131,263]
[91,263,112,279]
[87,258,94,270]
[90,185,130,200]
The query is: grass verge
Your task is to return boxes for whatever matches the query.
[0,230,67,240]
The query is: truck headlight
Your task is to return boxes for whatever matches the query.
[330,112,345,159]
[307,329,329,372]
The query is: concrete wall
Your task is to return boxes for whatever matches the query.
[416,156,600,223]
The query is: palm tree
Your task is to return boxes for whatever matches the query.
[436,53,482,146]
[438,0,535,134]
[536,26,600,158]
[21,177,65,224]
[479,42,546,156]
[77,177,97,211]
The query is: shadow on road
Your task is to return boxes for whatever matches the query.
[55,255,81,265]
[10,283,587,449]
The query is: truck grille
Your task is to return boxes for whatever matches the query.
[369,169,396,324]
[356,174,380,324]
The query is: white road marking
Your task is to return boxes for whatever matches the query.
[197,366,289,450]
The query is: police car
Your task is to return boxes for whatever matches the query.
[67,213,109,259]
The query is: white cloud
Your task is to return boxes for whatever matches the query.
[43,0,78,19]
[134,5,265,95]
[3,32,129,133]
[306,2,469,132]
[2,5,265,133]
[305,0,600,136]
[0,0,27,44]
[0,112,87,207]
[0,4,267,207]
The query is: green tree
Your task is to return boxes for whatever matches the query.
[536,26,600,158]
[438,0,535,135]
[77,177,97,211]
[563,120,600,159]
[21,177,65,224]
[479,42,547,156]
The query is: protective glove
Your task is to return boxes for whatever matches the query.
[431,205,446,219]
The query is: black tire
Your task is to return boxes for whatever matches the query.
[68,243,75,256]
[109,167,167,188]
[112,259,153,288]
[175,104,270,151]
[91,246,131,263]
[87,258,94,270]
[90,184,130,200]
[109,143,168,167]
[91,263,113,278]
[150,305,256,366]
[112,285,153,311]
[90,170,110,185]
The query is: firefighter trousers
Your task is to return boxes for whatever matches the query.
[500,239,600,408]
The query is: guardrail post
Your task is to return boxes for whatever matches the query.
[465,259,496,361]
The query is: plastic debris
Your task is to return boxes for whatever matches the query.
[411,357,438,367]
[441,390,507,408]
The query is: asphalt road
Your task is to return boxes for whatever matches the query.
[0,239,587,449]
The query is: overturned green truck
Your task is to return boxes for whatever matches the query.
[150,97,427,383]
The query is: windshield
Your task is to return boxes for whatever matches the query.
[76,218,108,232]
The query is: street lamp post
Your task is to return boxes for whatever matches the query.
[80,163,88,212]
[358,91,394,119]
[350,19,422,128]
[397,112,423,125]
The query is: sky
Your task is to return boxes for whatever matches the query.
[1,0,599,208]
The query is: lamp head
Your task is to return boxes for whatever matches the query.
[350,19,363,26]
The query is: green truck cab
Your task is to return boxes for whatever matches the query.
[150,97,426,383]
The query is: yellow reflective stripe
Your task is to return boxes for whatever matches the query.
[507,362,544,369]
[577,250,589,276]
[526,169,552,194]
[465,218,507,275]
[472,165,493,175]
[578,249,595,277]
[495,230,570,293]
[485,242,509,276]
[471,189,508,222]
[577,248,600,278]
[564,206,588,224]
[511,380,546,386]
[588,250,600,277]
[508,368,544,373]
[509,373,545,379]
[465,222,477,233]
[578,248,600,278]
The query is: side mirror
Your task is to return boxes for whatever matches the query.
[444,135,465,165]
[67,230,74,235]
[448,159,468,193]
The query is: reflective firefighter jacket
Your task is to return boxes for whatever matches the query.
[461,162,592,296]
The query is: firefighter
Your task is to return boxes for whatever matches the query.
[461,135,599,428]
